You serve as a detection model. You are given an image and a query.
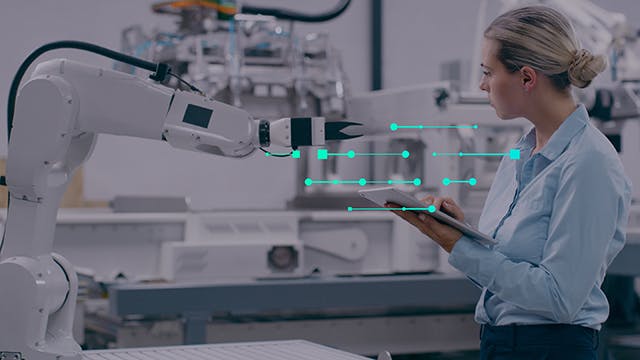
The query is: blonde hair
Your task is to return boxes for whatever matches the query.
[484,5,606,89]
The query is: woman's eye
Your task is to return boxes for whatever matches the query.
[482,71,490,76]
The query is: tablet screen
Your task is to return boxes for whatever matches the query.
[358,187,496,246]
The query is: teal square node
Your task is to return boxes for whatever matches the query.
[292,150,301,158]
[317,149,328,160]
[509,149,521,160]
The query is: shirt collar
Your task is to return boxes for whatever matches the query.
[515,127,536,151]
[515,104,588,161]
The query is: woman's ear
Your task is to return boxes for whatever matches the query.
[520,66,537,92]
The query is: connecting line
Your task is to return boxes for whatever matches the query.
[432,149,521,160]
[305,178,422,187]
[347,205,437,213]
[317,149,410,160]
[373,179,421,185]
[390,123,478,131]
[311,180,361,185]
[433,152,504,157]
[442,177,477,186]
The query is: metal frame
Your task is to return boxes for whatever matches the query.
[109,274,480,344]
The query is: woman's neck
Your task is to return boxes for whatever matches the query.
[526,92,577,153]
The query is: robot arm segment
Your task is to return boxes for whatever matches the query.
[26,58,362,160]
[0,40,362,360]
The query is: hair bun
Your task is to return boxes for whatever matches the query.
[568,49,607,88]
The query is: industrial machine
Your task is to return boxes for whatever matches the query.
[106,0,431,281]
[84,0,640,282]
[0,39,361,359]
[44,210,439,283]
[37,82,525,286]
[5,0,640,358]
[118,0,350,123]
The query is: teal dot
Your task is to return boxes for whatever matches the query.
[419,125,424,129]
[265,152,271,157]
[402,150,410,158]
[402,206,407,211]
[469,177,477,186]
[390,123,398,131]
[427,205,436,213]
[304,178,313,186]
[459,152,464,157]
[432,152,437,157]
[413,178,421,186]
[333,179,340,184]
[358,178,367,186]
[347,206,353,212]
[442,177,451,186]
[388,180,393,185]
[347,150,356,158]
[473,124,479,129]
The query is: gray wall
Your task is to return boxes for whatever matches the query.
[383,0,492,89]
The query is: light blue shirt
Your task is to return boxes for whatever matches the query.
[448,104,632,330]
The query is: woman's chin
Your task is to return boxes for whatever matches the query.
[494,109,518,120]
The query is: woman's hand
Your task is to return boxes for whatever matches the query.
[385,196,465,253]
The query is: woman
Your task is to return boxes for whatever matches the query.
[387,5,632,360]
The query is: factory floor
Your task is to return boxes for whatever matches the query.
[392,352,479,360]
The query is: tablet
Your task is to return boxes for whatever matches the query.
[358,186,496,246]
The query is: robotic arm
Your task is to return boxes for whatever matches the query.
[0,48,360,359]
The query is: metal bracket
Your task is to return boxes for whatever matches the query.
[183,311,209,345]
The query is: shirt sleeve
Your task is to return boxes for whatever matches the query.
[448,153,629,323]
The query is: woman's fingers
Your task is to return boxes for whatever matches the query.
[385,201,462,252]
[432,197,445,211]
[441,197,465,221]
[420,196,466,222]
[420,195,435,205]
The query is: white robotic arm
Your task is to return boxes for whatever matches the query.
[0,51,360,359]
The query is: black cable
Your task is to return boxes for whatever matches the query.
[7,40,171,142]
[242,0,351,23]
[169,72,204,95]
[2,41,174,255]
[259,147,292,157]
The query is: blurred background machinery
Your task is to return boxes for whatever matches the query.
[4,0,640,358]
